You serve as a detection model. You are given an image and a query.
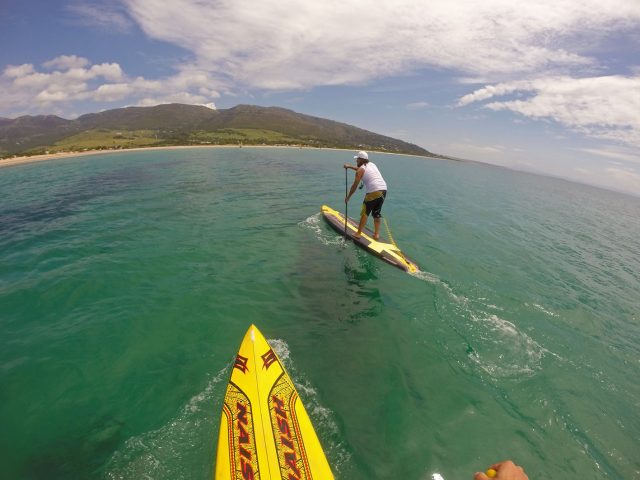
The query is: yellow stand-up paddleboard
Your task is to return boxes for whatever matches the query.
[321,205,420,273]
[214,324,334,480]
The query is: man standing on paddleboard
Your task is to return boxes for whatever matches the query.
[344,151,387,240]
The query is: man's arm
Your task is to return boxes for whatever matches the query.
[345,167,365,203]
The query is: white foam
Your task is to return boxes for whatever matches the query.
[410,274,562,380]
[410,270,441,284]
[479,314,521,337]
[268,337,291,364]
[106,339,351,478]
[441,281,470,306]
[467,313,547,379]
[104,366,229,480]
[294,376,351,473]
[528,302,559,317]
[298,213,346,247]
[269,337,352,474]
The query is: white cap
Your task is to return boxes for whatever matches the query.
[354,150,368,160]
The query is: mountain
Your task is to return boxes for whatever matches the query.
[0,103,437,158]
[76,103,219,131]
[204,105,419,153]
[0,115,76,154]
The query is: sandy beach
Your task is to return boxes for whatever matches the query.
[0,145,248,169]
[0,144,439,170]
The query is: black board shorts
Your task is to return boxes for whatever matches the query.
[361,190,387,218]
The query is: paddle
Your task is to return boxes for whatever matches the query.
[344,167,348,239]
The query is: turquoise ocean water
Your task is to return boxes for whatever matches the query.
[1,147,639,479]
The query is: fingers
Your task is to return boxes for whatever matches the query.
[489,460,511,472]
[480,460,528,480]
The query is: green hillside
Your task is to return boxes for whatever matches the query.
[45,129,162,153]
[0,103,441,158]
[25,128,302,155]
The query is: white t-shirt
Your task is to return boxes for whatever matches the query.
[360,162,387,193]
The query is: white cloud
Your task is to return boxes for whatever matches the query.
[577,147,640,164]
[43,55,90,70]
[35,90,69,103]
[459,75,640,148]
[94,83,134,102]
[89,63,124,81]
[0,57,220,116]
[4,64,35,78]
[3,0,640,124]
[67,2,134,32]
[122,0,640,90]
[458,82,527,107]
[135,91,216,107]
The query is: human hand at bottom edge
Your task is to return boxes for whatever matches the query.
[474,460,528,480]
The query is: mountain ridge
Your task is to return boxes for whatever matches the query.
[0,103,441,158]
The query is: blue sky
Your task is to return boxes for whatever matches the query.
[2,0,640,195]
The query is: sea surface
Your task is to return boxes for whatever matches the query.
[1,147,639,480]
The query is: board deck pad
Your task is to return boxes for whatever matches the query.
[215,325,334,480]
[321,204,419,273]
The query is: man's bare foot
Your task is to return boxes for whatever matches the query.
[353,233,362,240]
[373,235,380,240]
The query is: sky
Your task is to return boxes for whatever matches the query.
[2,0,640,196]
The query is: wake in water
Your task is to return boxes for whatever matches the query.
[466,313,548,378]
[301,210,552,381]
[269,338,352,475]
[104,339,349,479]
[104,367,229,480]
[426,278,559,381]
[410,270,441,284]
[298,212,346,247]
[525,302,559,317]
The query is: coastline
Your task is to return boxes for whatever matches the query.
[0,145,441,169]
[0,145,249,169]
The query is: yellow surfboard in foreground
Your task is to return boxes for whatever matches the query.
[215,324,334,480]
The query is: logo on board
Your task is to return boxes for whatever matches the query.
[261,349,278,370]
[234,354,249,374]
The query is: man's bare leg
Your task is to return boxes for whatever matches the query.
[353,213,368,239]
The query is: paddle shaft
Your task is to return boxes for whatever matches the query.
[344,168,348,238]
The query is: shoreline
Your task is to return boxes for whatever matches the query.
[0,145,251,169]
[0,145,444,169]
